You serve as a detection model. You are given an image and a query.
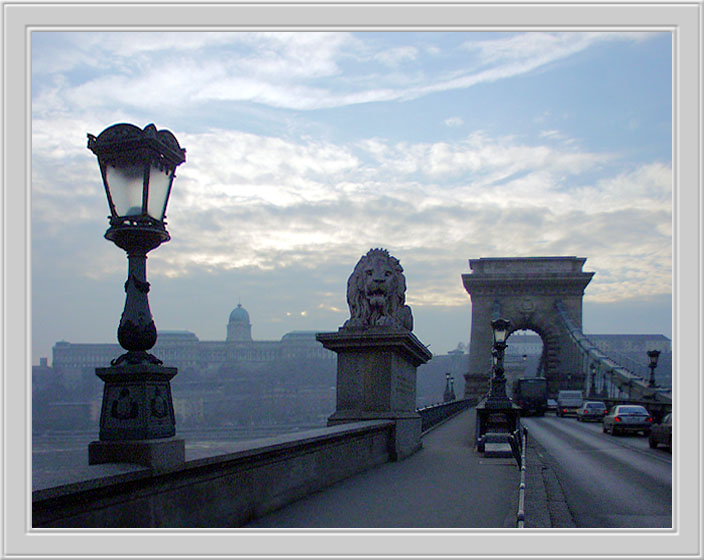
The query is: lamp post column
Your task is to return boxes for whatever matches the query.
[117,250,157,360]
[443,372,452,403]
[589,364,597,398]
[647,350,661,388]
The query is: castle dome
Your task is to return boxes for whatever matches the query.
[229,303,250,324]
[227,303,252,342]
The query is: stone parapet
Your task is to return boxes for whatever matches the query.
[33,420,394,528]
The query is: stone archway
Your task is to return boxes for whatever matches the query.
[462,257,594,401]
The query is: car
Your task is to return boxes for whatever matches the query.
[576,401,607,422]
[648,413,672,449]
[556,390,583,417]
[602,404,653,436]
[546,399,557,413]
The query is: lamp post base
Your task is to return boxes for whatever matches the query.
[474,397,521,453]
[91,362,182,467]
[88,437,185,469]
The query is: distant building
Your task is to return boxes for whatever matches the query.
[38,305,337,432]
[51,303,335,374]
[505,331,544,356]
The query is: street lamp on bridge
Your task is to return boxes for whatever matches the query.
[647,349,661,388]
[443,372,453,402]
[474,318,521,453]
[486,318,511,407]
[86,122,186,468]
[589,363,597,398]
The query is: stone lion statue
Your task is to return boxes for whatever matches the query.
[342,248,413,331]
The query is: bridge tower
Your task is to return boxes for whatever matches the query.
[462,257,594,401]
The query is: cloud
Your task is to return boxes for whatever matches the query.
[32,31,660,116]
[374,46,419,67]
[34,121,670,311]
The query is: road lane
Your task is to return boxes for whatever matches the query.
[522,415,672,528]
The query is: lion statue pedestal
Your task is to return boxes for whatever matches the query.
[316,249,432,460]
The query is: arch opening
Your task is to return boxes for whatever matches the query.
[504,329,544,400]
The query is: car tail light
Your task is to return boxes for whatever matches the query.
[614,416,622,422]
[647,417,653,422]
[563,408,567,413]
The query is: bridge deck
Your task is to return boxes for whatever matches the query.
[244,408,521,528]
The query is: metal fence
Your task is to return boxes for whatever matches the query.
[417,399,472,433]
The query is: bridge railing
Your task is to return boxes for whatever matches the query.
[554,301,671,405]
[417,399,471,433]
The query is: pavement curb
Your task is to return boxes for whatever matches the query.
[523,433,577,528]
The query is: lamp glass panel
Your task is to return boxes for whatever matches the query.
[106,162,145,216]
[147,163,172,220]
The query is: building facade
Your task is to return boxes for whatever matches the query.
[51,304,335,374]
[38,305,337,432]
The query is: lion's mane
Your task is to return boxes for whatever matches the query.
[342,248,413,331]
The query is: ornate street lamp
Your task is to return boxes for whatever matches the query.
[87,123,186,468]
[449,376,456,401]
[589,363,597,398]
[88,123,186,366]
[475,318,521,453]
[443,372,453,403]
[485,318,512,407]
[647,349,661,388]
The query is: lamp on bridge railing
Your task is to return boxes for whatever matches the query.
[485,318,512,407]
[647,349,661,388]
[474,318,521,453]
[443,372,453,402]
[86,122,186,468]
[589,363,597,397]
[88,123,186,366]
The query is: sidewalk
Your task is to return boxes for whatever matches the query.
[245,408,523,528]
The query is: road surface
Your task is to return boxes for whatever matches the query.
[521,414,672,528]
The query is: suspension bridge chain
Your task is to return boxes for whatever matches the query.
[553,301,671,405]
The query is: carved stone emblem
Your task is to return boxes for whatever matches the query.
[520,297,536,313]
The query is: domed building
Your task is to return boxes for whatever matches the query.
[44,303,339,431]
[51,303,335,375]
[227,303,252,342]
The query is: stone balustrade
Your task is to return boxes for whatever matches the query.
[33,420,394,528]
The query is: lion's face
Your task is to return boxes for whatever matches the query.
[344,248,412,331]
[361,255,398,310]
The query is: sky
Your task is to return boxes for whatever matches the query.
[31,31,673,364]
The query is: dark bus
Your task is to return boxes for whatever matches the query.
[513,377,548,416]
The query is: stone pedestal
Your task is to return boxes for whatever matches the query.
[474,398,522,453]
[317,328,432,460]
[88,363,184,469]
